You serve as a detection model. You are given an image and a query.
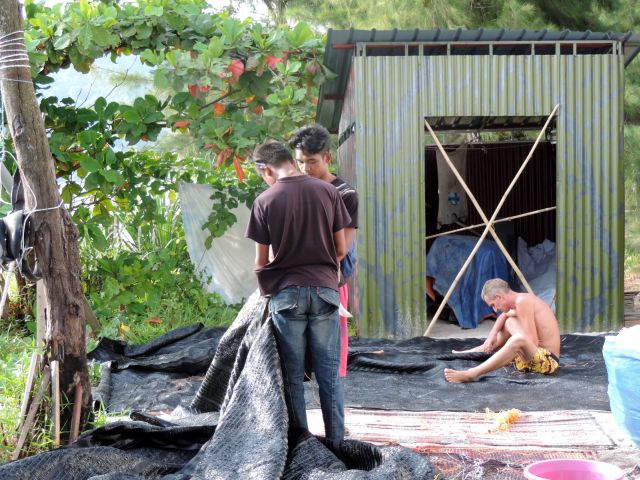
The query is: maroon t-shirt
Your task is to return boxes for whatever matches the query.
[245,175,351,296]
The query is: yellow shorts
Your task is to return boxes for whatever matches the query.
[514,347,559,374]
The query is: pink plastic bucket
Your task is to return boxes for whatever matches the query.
[524,459,625,480]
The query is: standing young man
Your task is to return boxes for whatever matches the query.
[289,124,359,377]
[245,140,351,443]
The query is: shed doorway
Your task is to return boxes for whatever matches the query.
[423,116,557,335]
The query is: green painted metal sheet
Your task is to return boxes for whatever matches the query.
[346,52,624,337]
[353,56,426,338]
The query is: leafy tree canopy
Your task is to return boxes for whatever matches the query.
[15,0,331,245]
[279,0,639,32]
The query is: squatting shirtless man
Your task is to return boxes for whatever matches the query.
[444,278,561,383]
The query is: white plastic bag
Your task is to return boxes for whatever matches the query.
[603,325,640,446]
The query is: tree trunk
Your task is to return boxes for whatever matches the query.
[0,0,91,440]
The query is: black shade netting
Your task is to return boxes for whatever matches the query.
[1,291,440,479]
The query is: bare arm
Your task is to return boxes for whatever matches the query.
[334,229,347,261]
[344,227,356,250]
[255,243,269,268]
[483,312,507,352]
[514,296,539,344]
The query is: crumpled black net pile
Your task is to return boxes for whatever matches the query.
[0,291,439,479]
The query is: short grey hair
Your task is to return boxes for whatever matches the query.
[481,278,510,300]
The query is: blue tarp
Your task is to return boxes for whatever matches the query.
[426,234,510,328]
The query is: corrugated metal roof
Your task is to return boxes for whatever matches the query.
[318,28,640,132]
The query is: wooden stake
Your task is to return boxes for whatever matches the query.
[51,360,60,447]
[426,206,557,240]
[0,262,15,319]
[425,122,535,295]
[17,352,39,431]
[12,367,51,461]
[69,383,83,443]
[424,104,560,336]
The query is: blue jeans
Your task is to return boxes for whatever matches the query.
[270,286,344,443]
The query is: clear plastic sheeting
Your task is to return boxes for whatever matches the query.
[179,182,256,304]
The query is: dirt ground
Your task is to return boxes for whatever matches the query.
[625,271,640,292]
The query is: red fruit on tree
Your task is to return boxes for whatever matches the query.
[227,59,244,81]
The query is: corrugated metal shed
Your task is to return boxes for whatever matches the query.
[323,29,636,338]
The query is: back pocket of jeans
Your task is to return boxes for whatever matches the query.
[317,287,340,309]
[271,287,299,313]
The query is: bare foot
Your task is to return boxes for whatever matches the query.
[452,345,485,354]
[444,368,477,383]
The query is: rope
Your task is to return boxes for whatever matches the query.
[0,84,9,206]
[0,39,64,275]
[0,31,31,84]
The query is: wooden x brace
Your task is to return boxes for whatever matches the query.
[423,104,560,336]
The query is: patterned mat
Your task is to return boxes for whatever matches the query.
[417,446,598,480]
[307,408,621,449]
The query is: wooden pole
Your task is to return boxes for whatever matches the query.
[17,351,39,429]
[0,262,14,318]
[426,206,557,240]
[424,104,560,336]
[69,382,83,443]
[12,366,51,461]
[51,360,60,447]
[425,120,535,295]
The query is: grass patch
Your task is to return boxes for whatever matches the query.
[1,293,241,463]
[625,209,640,290]
[91,294,240,348]
[0,331,52,463]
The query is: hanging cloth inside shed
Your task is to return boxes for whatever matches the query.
[436,143,468,227]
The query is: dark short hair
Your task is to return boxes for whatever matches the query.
[252,140,294,168]
[288,124,331,155]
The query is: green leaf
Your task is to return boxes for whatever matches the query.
[165,49,178,67]
[77,25,93,51]
[122,108,141,123]
[78,130,101,147]
[101,169,125,186]
[153,69,169,89]
[61,182,82,203]
[104,101,120,119]
[90,26,117,47]
[208,37,225,58]
[53,33,72,50]
[144,5,164,17]
[288,61,302,73]
[140,49,158,65]
[94,97,106,116]
[87,223,108,251]
[84,172,103,191]
[79,156,102,173]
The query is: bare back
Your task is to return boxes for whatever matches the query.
[515,292,560,357]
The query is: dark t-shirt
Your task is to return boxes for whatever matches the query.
[331,177,358,229]
[245,175,351,296]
